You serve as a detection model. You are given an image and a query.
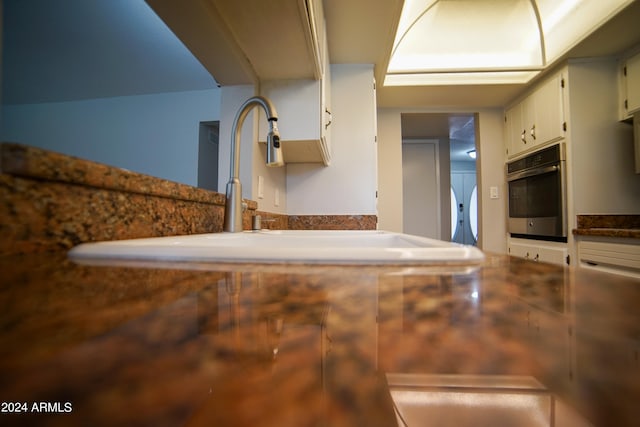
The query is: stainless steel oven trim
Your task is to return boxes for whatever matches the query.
[506,143,568,240]
[507,164,560,181]
[559,151,568,238]
[506,141,566,166]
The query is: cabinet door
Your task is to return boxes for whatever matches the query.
[508,241,537,261]
[319,25,331,162]
[578,240,640,278]
[509,241,568,266]
[535,73,565,145]
[258,0,331,165]
[626,52,640,114]
[262,79,322,141]
[504,105,520,157]
[521,94,537,147]
[536,245,568,265]
[505,102,529,157]
[504,71,566,158]
[505,94,537,157]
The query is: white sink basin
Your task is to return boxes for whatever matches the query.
[68,230,484,265]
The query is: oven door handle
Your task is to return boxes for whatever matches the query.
[507,164,559,181]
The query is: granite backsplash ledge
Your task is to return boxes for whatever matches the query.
[1,143,377,255]
[574,214,640,239]
[288,215,378,230]
[0,143,256,255]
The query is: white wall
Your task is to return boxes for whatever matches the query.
[402,142,441,239]
[286,64,378,215]
[1,89,221,186]
[567,59,640,215]
[377,110,403,232]
[376,108,507,253]
[476,110,508,253]
[252,126,287,215]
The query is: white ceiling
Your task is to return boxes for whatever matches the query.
[401,113,476,162]
[2,0,216,104]
[386,0,635,86]
[3,0,640,110]
[5,0,638,161]
[329,0,640,157]
[325,0,640,108]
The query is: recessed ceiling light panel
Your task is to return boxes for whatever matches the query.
[385,0,634,86]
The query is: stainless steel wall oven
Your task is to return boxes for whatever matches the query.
[506,143,567,242]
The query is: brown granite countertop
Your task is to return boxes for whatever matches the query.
[1,252,639,426]
[0,142,376,255]
[573,215,640,239]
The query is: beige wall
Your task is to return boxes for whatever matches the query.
[402,141,441,239]
[376,110,403,232]
[220,65,379,217]
[286,64,378,215]
[567,60,640,216]
[377,108,507,254]
[476,110,508,253]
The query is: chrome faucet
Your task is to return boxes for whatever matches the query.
[224,96,284,232]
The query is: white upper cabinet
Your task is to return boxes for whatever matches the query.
[146,0,326,84]
[505,71,566,158]
[259,0,331,165]
[535,73,566,144]
[621,50,640,118]
[147,0,332,164]
[505,95,535,156]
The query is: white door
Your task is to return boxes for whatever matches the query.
[451,172,477,245]
[402,142,440,239]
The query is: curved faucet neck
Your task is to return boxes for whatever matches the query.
[229,96,278,180]
[224,96,280,233]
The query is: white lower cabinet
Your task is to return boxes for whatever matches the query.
[577,239,640,279]
[508,239,569,266]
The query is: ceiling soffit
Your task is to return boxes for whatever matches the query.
[212,0,318,81]
[385,0,635,86]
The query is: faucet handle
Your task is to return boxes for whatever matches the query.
[251,215,262,231]
[251,215,277,231]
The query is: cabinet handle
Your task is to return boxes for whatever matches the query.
[521,129,527,144]
[530,124,536,140]
[325,108,332,130]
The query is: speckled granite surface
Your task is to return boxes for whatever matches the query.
[573,215,640,239]
[0,143,252,254]
[0,252,638,426]
[288,214,377,230]
[0,143,376,254]
[2,143,635,425]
